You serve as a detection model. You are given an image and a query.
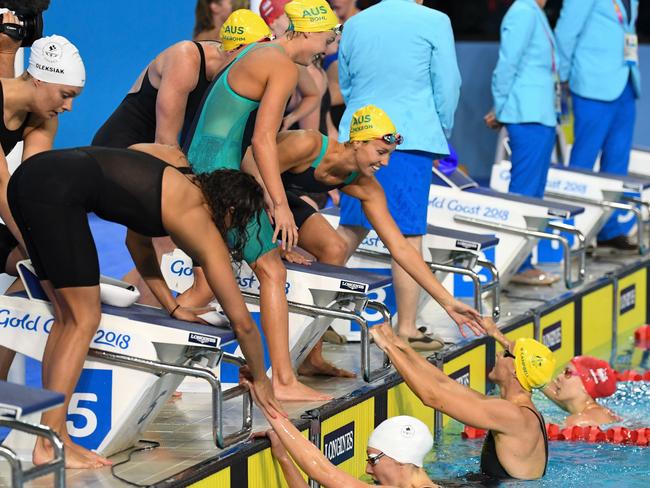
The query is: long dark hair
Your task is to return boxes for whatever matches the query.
[195,169,265,262]
[194,0,217,38]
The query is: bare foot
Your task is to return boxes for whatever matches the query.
[273,378,333,402]
[33,438,110,469]
[60,434,112,466]
[298,358,356,378]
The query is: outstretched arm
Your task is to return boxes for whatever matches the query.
[371,324,525,434]
[250,385,375,488]
[343,180,484,336]
[267,430,310,488]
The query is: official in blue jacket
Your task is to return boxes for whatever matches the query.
[335,0,461,346]
[555,0,641,249]
[489,0,559,285]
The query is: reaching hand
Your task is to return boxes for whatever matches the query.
[481,316,499,337]
[272,202,299,251]
[369,322,399,352]
[444,300,486,337]
[245,377,287,420]
[171,306,209,324]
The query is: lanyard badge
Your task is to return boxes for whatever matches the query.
[624,33,639,66]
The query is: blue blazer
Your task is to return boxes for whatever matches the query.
[337,0,461,157]
[555,0,641,101]
[492,0,558,127]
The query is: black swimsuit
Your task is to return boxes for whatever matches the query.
[281,134,358,228]
[92,42,212,148]
[480,406,549,479]
[7,147,183,288]
[0,81,29,270]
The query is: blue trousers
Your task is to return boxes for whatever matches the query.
[570,80,637,240]
[340,149,433,236]
[506,123,556,272]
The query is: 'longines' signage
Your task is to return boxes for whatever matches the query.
[620,284,636,315]
[542,321,562,352]
[450,365,470,387]
[323,421,355,465]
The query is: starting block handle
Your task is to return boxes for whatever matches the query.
[546,222,586,289]
[476,258,501,322]
[621,196,650,254]
[241,292,393,383]
[0,418,65,488]
[87,349,253,450]
[454,215,586,289]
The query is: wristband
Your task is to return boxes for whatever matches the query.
[170,304,181,317]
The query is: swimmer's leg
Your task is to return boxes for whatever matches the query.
[33,284,112,469]
[252,248,332,401]
[295,214,355,378]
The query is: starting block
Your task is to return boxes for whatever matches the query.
[0,381,65,488]
[0,261,252,458]
[162,253,393,383]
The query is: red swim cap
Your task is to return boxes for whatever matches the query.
[259,0,290,26]
[570,356,617,399]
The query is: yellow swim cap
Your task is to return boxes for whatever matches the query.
[513,338,556,391]
[349,105,400,143]
[284,0,340,33]
[220,9,273,51]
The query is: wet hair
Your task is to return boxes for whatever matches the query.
[286,31,309,40]
[194,0,218,38]
[195,169,265,262]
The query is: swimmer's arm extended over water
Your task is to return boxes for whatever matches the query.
[154,42,204,147]
[344,179,484,336]
[249,385,387,488]
[371,324,525,434]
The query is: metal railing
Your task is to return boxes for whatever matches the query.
[87,349,253,449]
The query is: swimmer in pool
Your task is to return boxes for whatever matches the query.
[543,356,620,427]
[7,144,283,468]
[253,398,440,488]
[483,318,620,427]
[372,322,554,480]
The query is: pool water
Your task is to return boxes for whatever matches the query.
[426,436,650,488]
[421,380,650,487]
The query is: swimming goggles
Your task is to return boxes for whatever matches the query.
[332,24,343,36]
[380,133,403,145]
[366,452,386,466]
[563,367,577,379]
[503,349,516,360]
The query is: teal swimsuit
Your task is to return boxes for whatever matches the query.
[185,43,280,264]
[282,134,359,228]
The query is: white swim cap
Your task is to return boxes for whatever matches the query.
[367,416,433,468]
[27,35,86,87]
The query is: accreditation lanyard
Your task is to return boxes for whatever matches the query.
[613,0,639,65]
[538,12,561,115]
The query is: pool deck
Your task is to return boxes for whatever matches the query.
[1,249,648,488]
